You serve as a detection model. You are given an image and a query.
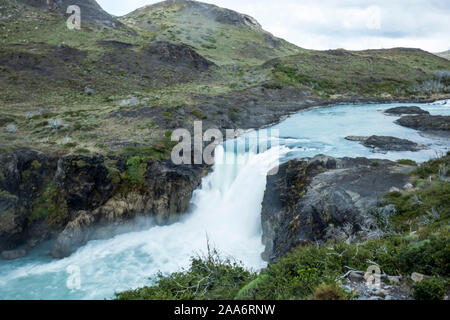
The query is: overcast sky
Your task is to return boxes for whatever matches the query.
[97,0,450,53]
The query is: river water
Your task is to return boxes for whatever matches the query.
[0,100,449,299]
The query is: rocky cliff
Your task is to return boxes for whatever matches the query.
[261,155,413,262]
[0,147,209,258]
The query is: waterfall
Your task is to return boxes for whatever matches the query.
[0,140,287,300]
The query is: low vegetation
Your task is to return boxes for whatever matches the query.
[267,49,450,98]
[115,247,256,300]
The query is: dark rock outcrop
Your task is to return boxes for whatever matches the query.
[51,159,208,258]
[395,115,450,134]
[144,41,215,71]
[345,135,425,152]
[0,147,209,259]
[261,155,412,262]
[97,41,213,87]
[384,106,430,116]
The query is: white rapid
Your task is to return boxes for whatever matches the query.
[0,140,288,300]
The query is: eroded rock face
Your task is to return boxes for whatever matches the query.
[0,148,209,258]
[384,106,430,116]
[51,159,208,258]
[261,155,412,262]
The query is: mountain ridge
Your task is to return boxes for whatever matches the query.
[119,0,300,65]
[15,0,120,27]
[435,50,450,60]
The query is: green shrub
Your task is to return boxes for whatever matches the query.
[63,142,77,149]
[115,234,449,300]
[31,160,41,170]
[383,181,450,231]
[262,82,284,90]
[115,248,255,300]
[230,112,240,122]
[162,111,174,121]
[125,156,147,186]
[397,238,450,276]
[397,159,417,166]
[74,148,91,155]
[190,108,207,120]
[122,145,167,161]
[412,278,447,300]
[411,156,449,179]
[308,283,349,300]
[30,180,68,225]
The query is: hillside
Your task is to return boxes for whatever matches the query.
[0,0,449,158]
[15,0,120,26]
[436,50,450,60]
[120,0,300,65]
[264,47,450,99]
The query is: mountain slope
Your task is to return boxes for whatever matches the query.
[16,0,120,27]
[264,47,450,98]
[120,0,300,65]
[436,50,450,60]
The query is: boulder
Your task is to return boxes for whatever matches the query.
[345,136,367,142]
[345,135,425,152]
[375,289,389,298]
[5,124,17,133]
[384,106,430,116]
[349,271,365,282]
[363,136,425,152]
[84,87,95,95]
[411,272,425,283]
[119,97,140,107]
[395,115,450,135]
[51,211,94,258]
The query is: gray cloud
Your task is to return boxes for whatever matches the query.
[97,0,450,52]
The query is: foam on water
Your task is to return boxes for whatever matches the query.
[0,101,449,300]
